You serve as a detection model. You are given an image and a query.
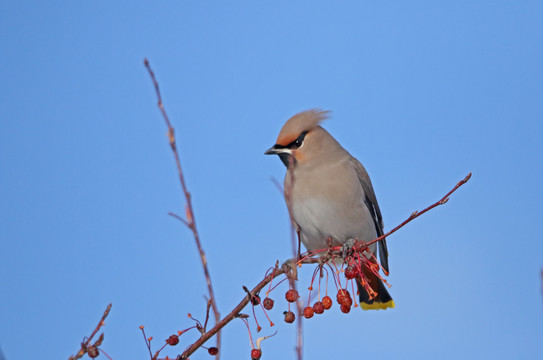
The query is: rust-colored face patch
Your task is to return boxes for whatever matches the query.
[276,134,298,146]
[292,149,304,162]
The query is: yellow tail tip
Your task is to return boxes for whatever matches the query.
[360,300,395,311]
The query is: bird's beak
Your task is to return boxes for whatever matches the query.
[265,145,295,167]
[264,146,278,155]
[264,145,290,155]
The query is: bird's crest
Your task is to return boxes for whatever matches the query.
[276,109,330,146]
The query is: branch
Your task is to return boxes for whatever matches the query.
[177,262,289,360]
[144,59,221,356]
[68,304,112,360]
[365,172,472,248]
[144,57,471,360]
[273,175,303,360]
[175,172,471,359]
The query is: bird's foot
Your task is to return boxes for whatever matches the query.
[341,238,356,259]
[281,259,299,281]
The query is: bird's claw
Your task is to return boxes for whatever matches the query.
[341,238,356,259]
[281,259,298,280]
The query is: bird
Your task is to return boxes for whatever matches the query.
[265,109,394,310]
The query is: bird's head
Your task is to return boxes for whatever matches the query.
[265,109,331,168]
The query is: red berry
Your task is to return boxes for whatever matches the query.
[251,348,262,360]
[87,346,99,358]
[336,289,350,304]
[263,297,274,310]
[322,296,333,310]
[340,303,351,313]
[166,334,179,346]
[344,265,358,279]
[313,301,324,314]
[285,289,299,303]
[341,295,353,308]
[283,310,295,323]
[251,294,261,306]
[303,306,314,319]
[208,347,219,356]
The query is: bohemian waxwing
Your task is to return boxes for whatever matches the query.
[265,109,394,310]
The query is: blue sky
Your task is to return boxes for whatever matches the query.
[1,1,542,359]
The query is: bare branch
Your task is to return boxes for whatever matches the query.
[144,58,471,360]
[274,166,303,360]
[68,304,112,360]
[168,212,191,228]
[144,58,221,355]
[174,173,470,359]
[365,172,472,248]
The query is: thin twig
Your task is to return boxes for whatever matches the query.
[292,275,303,360]
[177,265,289,360]
[68,304,112,360]
[271,175,304,360]
[270,177,283,194]
[291,204,302,360]
[204,299,213,331]
[144,58,221,356]
[141,328,153,360]
[365,172,472,248]
[168,212,191,228]
[276,166,304,360]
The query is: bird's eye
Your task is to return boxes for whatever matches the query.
[290,131,308,149]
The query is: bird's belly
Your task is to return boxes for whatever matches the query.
[290,197,377,253]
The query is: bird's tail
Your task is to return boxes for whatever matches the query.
[357,266,395,311]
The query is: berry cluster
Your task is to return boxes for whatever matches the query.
[152,257,377,359]
[336,289,353,313]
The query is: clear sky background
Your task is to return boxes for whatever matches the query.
[1,1,542,359]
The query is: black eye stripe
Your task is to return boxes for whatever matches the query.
[288,131,308,149]
[271,131,309,150]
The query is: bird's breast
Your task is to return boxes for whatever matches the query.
[286,164,377,253]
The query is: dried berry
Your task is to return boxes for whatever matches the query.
[263,297,274,310]
[283,310,295,323]
[341,295,353,307]
[336,289,350,304]
[285,289,299,303]
[251,348,262,359]
[166,334,179,346]
[208,347,219,356]
[340,303,351,313]
[87,345,99,358]
[322,296,333,310]
[303,306,314,319]
[251,294,261,306]
[313,301,325,314]
[344,265,358,280]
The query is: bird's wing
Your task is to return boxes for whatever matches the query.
[348,155,389,274]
